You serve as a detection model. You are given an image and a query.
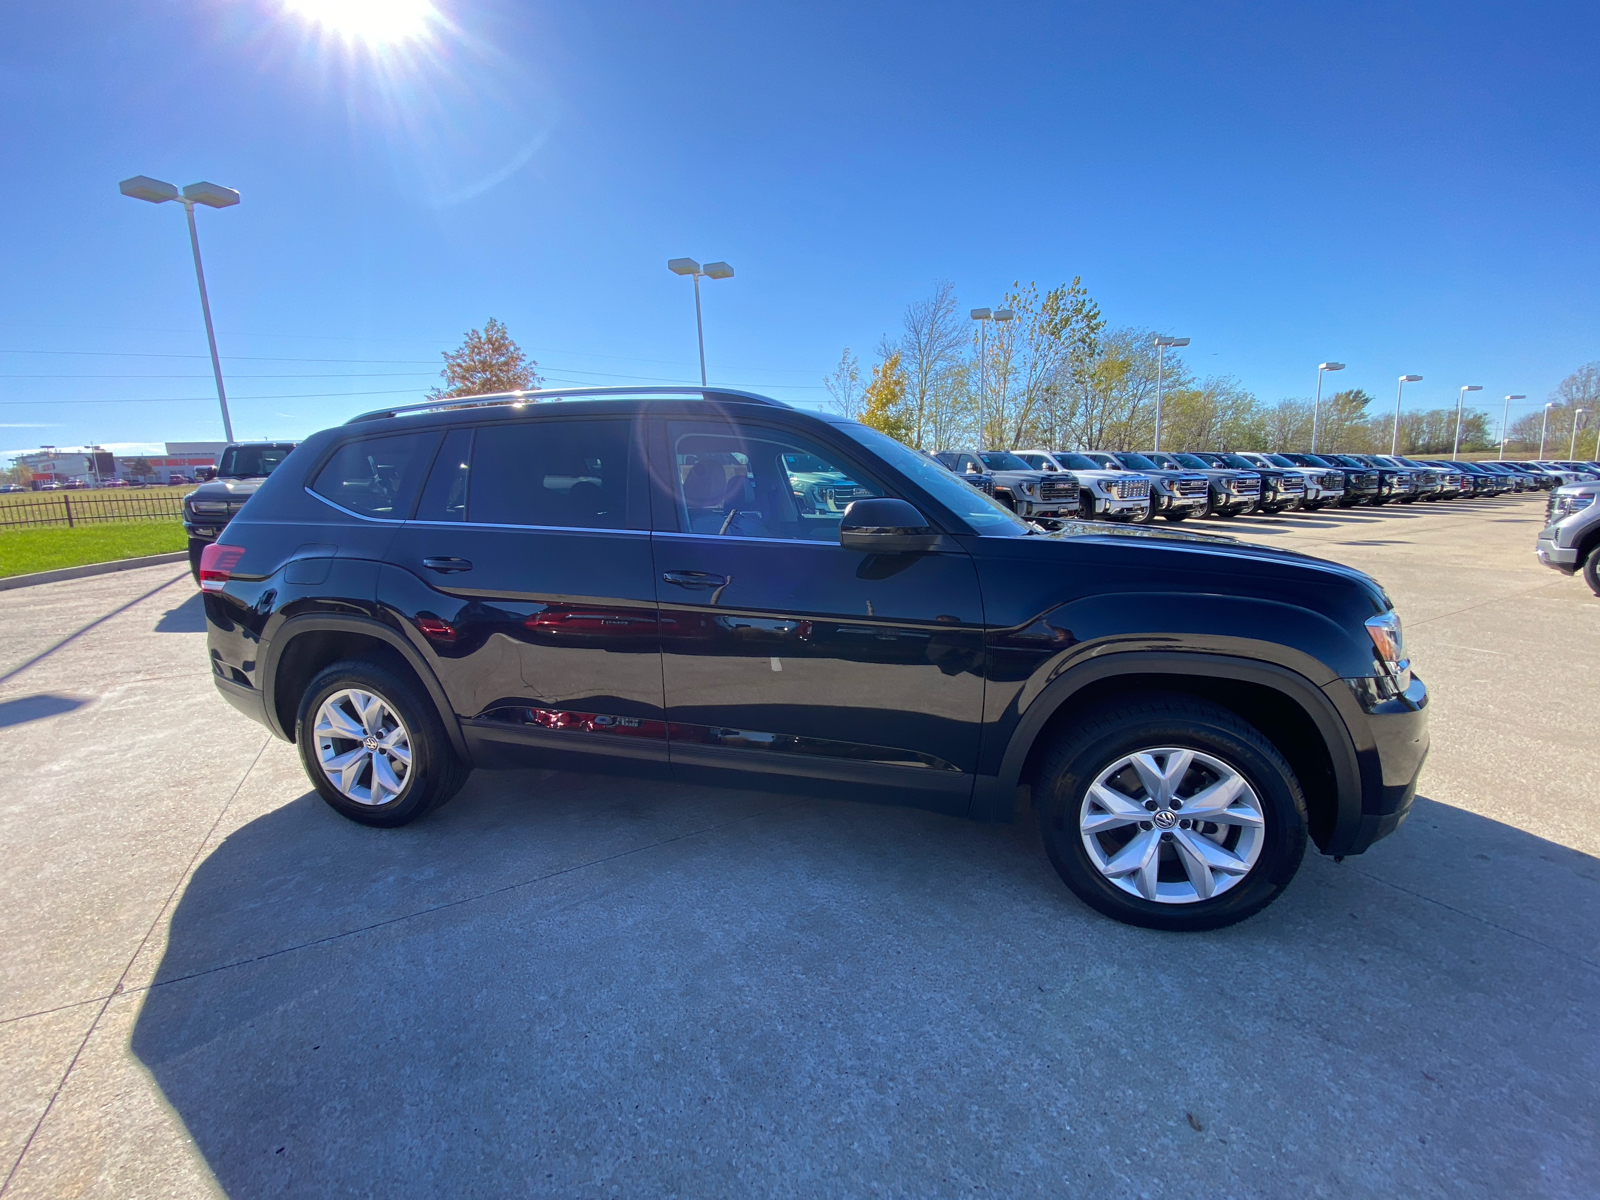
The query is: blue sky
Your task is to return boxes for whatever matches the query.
[2,1,1596,461]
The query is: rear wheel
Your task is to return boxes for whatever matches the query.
[1033,694,1308,930]
[296,659,471,827]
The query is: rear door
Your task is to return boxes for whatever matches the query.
[649,416,985,812]
[381,414,667,774]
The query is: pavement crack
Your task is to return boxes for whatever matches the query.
[1346,865,1600,972]
[0,734,270,1198]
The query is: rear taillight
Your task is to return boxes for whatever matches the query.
[198,543,245,592]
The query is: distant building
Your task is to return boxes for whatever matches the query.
[15,441,229,485]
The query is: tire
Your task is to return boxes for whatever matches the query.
[997,493,1016,512]
[1130,499,1155,524]
[1033,694,1308,931]
[1584,550,1600,598]
[296,658,471,827]
[1160,509,1190,523]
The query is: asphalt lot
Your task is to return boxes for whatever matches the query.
[1,491,1596,1199]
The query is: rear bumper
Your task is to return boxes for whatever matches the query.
[213,672,270,728]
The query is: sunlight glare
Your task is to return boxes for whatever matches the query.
[283,0,438,47]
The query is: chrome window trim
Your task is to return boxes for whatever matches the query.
[305,488,405,524]
[406,518,650,537]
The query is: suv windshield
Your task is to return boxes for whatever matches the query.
[218,443,295,478]
[1172,453,1214,470]
[1288,453,1334,467]
[1262,454,1297,468]
[1113,452,1160,470]
[1217,454,1259,470]
[840,426,1030,535]
[978,451,1032,472]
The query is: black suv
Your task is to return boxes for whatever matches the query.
[202,388,1429,931]
[183,441,298,580]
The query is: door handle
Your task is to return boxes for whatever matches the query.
[662,570,728,588]
[423,557,473,574]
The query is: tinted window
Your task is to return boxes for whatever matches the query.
[468,419,631,528]
[312,431,438,519]
[219,443,296,478]
[1114,452,1160,470]
[1172,453,1211,469]
[415,428,473,522]
[669,423,883,541]
[1052,453,1101,471]
[979,451,1031,472]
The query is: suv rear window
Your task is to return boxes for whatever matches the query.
[311,431,438,519]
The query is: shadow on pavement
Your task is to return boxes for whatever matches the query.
[0,692,87,728]
[154,591,206,634]
[131,776,1600,1197]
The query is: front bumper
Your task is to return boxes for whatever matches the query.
[1092,494,1151,518]
[1534,534,1579,573]
[1332,672,1429,855]
[1017,497,1077,519]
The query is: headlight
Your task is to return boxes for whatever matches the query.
[190,500,230,515]
[1364,611,1410,687]
[1019,481,1039,497]
[1552,492,1595,520]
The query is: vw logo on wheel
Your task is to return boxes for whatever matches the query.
[1153,809,1178,829]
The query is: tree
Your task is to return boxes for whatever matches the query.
[3,462,32,486]
[823,348,864,419]
[1265,399,1314,451]
[430,318,541,399]
[897,281,966,448]
[1508,361,1600,455]
[1316,389,1377,453]
[859,352,913,443]
[983,279,1104,448]
[127,457,155,482]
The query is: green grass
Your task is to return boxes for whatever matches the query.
[0,522,187,578]
[0,483,195,513]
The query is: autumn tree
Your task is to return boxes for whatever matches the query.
[897,281,967,448]
[430,318,541,399]
[860,352,913,443]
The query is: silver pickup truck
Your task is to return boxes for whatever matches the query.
[1535,482,1600,595]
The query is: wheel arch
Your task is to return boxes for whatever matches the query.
[261,615,470,760]
[993,652,1361,853]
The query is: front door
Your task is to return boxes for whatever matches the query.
[382,414,666,773]
[650,417,986,813]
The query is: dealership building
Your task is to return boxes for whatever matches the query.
[15,442,228,485]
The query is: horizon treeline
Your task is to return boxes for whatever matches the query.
[825,281,1600,458]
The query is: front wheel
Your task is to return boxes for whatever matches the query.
[296,659,471,827]
[1585,550,1600,598]
[1033,694,1308,930]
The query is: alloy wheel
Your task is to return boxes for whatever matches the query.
[1079,746,1264,903]
[313,688,412,806]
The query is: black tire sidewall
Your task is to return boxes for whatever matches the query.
[296,661,455,827]
[1036,702,1308,931]
[1584,550,1600,598]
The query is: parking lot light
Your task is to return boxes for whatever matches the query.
[667,257,734,386]
[1500,395,1526,457]
[1152,336,1190,452]
[1391,375,1423,454]
[119,175,240,441]
[1452,385,1483,457]
[1311,362,1345,453]
[1540,403,1555,458]
[971,308,1012,447]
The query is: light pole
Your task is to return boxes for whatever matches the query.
[1311,361,1345,452]
[970,306,1013,447]
[1499,394,1525,457]
[1572,409,1588,460]
[1452,385,1483,457]
[119,176,240,442]
[667,258,734,386]
[1539,403,1555,458]
[1391,375,1423,454]
[1152,336,1190,452]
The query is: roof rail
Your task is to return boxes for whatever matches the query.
[344,385,782,424]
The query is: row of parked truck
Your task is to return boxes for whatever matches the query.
[926,449,1599,523]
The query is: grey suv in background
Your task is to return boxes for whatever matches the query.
[1535,482,1600,595]
[1080,451,1210,522]
[933,451,1078,520]
[1013,451,1152,521]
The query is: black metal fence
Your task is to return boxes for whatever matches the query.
[0,493,186,530]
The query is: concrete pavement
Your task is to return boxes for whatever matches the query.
[0,491,1596,1198]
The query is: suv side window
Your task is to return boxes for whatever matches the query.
[467,418,632,528]
[667,423,883,541]
[311,430,438,519]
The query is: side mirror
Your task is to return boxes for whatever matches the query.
[839,498,941,553]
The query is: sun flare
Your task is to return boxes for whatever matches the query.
[283,0,438,46]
